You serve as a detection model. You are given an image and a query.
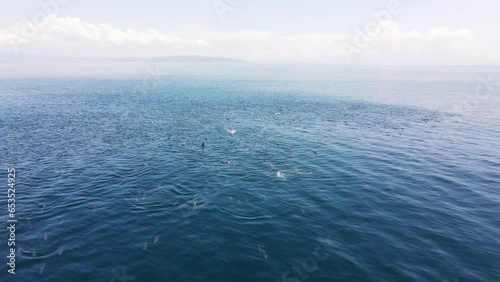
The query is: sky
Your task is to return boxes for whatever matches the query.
[0,0,499,65]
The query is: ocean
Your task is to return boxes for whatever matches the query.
[0,65,499,281]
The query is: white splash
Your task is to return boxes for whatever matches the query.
[277,171,287,180]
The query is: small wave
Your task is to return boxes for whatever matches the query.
[218,189,275,220]
[126,183,200,214]
[17,239,62,260]
[276,168,303,180]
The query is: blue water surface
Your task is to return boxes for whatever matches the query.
[0,66,499,282]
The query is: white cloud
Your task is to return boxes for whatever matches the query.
[188,27,273,41]
[0,15,209,56]
[373,21,474,40]
[428,26,474,39]
[0,15,496,65]
[272,21,483,64]
[351,21,481,64]
[281,33,350,42]
[202,22,485,64]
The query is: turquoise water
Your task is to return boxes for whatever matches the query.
[0,67,499,281]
